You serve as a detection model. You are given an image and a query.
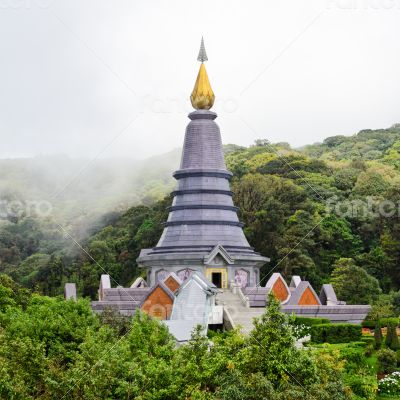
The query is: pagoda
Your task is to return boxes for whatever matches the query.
[137,38,269,288]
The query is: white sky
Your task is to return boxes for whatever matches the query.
[0,0,399,159]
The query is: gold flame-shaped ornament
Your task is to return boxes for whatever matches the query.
[190,38,215,110]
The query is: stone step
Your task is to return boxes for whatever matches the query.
[218,290,267,334]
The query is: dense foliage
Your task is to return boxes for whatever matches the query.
[2,124,400,312]
[310,323,362,344]
[1,126,400,398]
[0,281,352,399]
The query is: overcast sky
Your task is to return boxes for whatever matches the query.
[0,0,399,159]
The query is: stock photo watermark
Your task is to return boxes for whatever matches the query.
[0,199,53,219]
[326,195,400,218]
[138,95,239,115]
[0,0,53,9]
[326,0,400,9]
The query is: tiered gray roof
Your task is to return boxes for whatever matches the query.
[138,110,268,266]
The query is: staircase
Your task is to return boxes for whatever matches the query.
[216,289,265,334]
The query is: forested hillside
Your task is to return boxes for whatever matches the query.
[2,124,400,312]
[0,150,179,224]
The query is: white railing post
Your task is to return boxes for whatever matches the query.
[237,287,250,308]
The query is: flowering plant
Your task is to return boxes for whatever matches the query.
[378,371,400,395]
[290,323,311,340]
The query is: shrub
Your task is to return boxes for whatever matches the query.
[290,323,310,340]
[374,324,383,349]
[377,348,397,374]
[362,320,376,329]
[364,344,374,357]
[360,336,375,346]
[397,349,400,367]
[361,336,375,346]
[380,317,399,327]
[310,323,362,344]
[351,341,367,348]
[386,322,400,351]
[385,324,393,349]
[345,374,377,400]
[290,317,331,339]
[378,371,400,396]
[340,347,365,371]
[293,316,331,326]
[391,331,400,351]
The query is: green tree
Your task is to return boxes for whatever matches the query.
[386,322,399,351]
[330,258,381,304]
[374,323,383,349]
[246,293,316,385]
[353,170,390,196]
[0,274,30,310]
[377,349,397,374]
[365,294,395,324]
[392,290,400,315]
[277,210,316,278]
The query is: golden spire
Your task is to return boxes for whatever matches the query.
[190,37,215,110]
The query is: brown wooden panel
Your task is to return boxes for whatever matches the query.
[272,278,289,302]
[298,287,319,305]
[141,287,173,320]
[164,276,180,293]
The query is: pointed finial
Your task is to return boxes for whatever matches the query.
[191,37,214,110]
[197,36,208,63]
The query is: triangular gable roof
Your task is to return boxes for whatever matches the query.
[204,244,234,265]
[175,272,218,297]
[139,281,175,308]
[287,281,321,306]
[265,273,291,304]
[290,276,301,288]
[163,272,182,286]
[163,272,183,292]
[194,272,218,292]
[319,284,338,305]
[130,277,148,288]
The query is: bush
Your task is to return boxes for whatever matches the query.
[386,322,400,351]
[360,336,375,346]
[340,347,365,370]
[362,320,376,329]
[310,323,362,344]
[351,341,367,348]
[377,348,397,374]
[397,350,400,367]
[378,371,400,396]
[365,344,374,357]
[345,374,377,400]
[293,316,331,326]
[391,328,400,351]
[374,324,383,349]
[380,317,399,327]
[290,317,331,339]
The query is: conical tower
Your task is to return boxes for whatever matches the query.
[138,38,269,288]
